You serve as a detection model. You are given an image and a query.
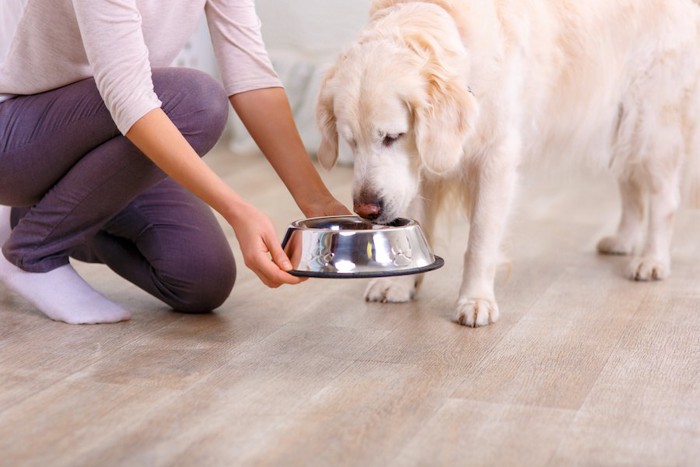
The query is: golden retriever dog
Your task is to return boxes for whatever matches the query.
[316,0,700,327]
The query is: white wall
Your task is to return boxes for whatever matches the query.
[255,0,370,60]
[175,1,370,164]
[241,0,370,164]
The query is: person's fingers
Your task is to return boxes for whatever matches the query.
[268,241,306,285]
[231,206,308,287]
[253,256,304,287]
[251,236,305,287]
[268,235,294,272]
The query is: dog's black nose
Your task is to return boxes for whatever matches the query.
[354,198,383,221]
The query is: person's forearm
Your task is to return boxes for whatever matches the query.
[229,87,335,215]
[125,108,245,222]
[126,107,303,287]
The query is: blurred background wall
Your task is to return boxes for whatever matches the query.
[174,0,371,165]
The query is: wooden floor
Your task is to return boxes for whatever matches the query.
[1,143,699,466]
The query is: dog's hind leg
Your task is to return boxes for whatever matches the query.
[624,115,686,281]
[625,160,682,281]
[597,174,645,256]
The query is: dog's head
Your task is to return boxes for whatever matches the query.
[316,3,479,223]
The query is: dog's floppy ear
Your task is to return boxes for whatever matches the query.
[413,68,478,175]
[395,7,479,175]
[315,65,340,171]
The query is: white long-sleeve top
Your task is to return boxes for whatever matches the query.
[0,0,282,134]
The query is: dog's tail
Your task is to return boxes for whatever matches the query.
[682,141,700,208]
[681,111,700,208]
[681,111,700,207]
[682,5,700,207]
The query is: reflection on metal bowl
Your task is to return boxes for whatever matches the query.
[281,215,444,278]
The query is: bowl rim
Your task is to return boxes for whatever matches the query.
[286,215,418,232]
[287,256,444,279]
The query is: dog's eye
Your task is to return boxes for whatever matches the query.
[382,133,404,147]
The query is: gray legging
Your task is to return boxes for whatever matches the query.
[0,67,236,313]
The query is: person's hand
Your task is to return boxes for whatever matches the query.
[302,195,352,218]
[227,201,305,288]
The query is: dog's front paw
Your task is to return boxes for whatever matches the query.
[597,235,636,255]
[626,256,670,281]
[364,277,416,303]
[455,298,500,327]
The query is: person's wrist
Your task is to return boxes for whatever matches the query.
[298,192,350,218]
[219,194,253,229]
[291,184,326,214]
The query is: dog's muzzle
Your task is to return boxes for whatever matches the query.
[353,194,384,222]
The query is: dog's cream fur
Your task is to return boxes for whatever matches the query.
[316,0,700,327]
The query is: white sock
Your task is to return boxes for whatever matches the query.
[0,206,131,324]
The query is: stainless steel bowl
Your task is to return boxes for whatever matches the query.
[281,215,444,278]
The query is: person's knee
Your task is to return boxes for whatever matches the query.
[152,67,229,155]
[163,250,237,314]
[181,68,229,145]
